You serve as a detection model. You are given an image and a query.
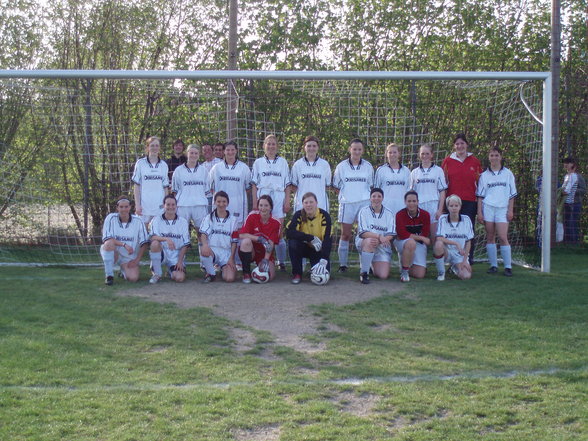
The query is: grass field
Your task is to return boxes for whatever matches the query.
[1,248,587,440]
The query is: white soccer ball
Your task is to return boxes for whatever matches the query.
[251,266,270,284]
[310,268,330,286]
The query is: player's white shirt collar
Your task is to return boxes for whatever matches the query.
[117,214,134,227]
[418,163,437,172]
[144,155,163,167]
[369,204,385,218]
[385,162,404,173]
[223,158,240,169]
[447,214,465,228]
[182,162,200,172]
[212,209,232,223]
[161,213,180,224]
[347,158,364,169]
[486,166,505,175]
[263,154,280,164]
[449,152,473,163]
[303,155,320,166]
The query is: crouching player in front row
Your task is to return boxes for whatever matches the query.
[148,194,191,284]
[101,196,150,285]
[434,194,474,281]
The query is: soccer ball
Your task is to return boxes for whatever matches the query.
[251,266,270,284]
[310,270,330,285]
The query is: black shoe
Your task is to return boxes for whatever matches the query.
[504,268,513,277]
[487,266,498,274]
[279,263,287,272]
[337,265,348,273]
[203,273,216,283]
[105,276,114,286]
[360,272,370,284]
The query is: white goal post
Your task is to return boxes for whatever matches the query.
[0,69,553,272]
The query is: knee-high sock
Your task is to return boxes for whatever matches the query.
[201,255,216,276]
[338,239,349,267]
[486,243,498,267]
[434,255,445,274]
[360,251,374,274]
[100,248,115,277]
[150,251,162,276]
[238,250,253,274]
[500,245,512,269]
[276,238,287,264]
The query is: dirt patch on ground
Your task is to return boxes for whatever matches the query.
[118,273,400,353]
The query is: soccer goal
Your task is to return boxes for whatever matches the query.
[0,70,552,271]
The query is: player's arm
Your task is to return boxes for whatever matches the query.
[175,244,191,271]
[477,196,485,224]
[436,190,446,220]
[462,240,471,260]
[199,231,212,256]
[410,233,430,246]
[128,242,149,268]
[507,197,515,222]
[251,183,258,209]
[133,184,142,215]
[150,234,176,250]
[283,184,292,213]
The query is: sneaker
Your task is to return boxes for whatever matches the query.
[487,266,498,274]
[242,273,252,284]
[437,272,445,281]
[337,265,348,273]
[504,268,513,277]
[279,263,287,272]
[291,274,301,284]
[203,273,216,283]
[105,276,114,286]
[360,272,370,284]
[236,264,243,272]
[400,270,410,283]
[149,274,161,284]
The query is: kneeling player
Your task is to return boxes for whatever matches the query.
[148,195,191,283]
[393,190,431,282]
[434,194,474,280]
[199,191,239,283]
[101,196,150,285]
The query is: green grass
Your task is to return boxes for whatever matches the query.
[1,248,587,440]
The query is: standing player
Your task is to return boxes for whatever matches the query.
[201,143,222,213]
[476,147,517,276]
[375,143,411,217]
[434,194,474,280]
[199,191,239,283]
[410,143,447,242]
[250,134,291,270]
[290,135,332,212]
[355,188,396,284]
[238,195,281,283]
[332,138,374,272]
[208,141,251,229]
[132,136,170,227]
[166,138,187,181]
[101,196,150,285]
[148,195,191,284]
[394,190,431,282]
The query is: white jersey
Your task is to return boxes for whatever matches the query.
[149,214,191,264]
[357,204,396,238]
[374,163,411,215]
[333,158,374,203]
[172,163,209,206]
[476,167,517,208]
[410,164,447,203]
[209,159,251,226]
[251,155,291,196]
[132,157,170,216]
[202,157,222,175]
[199,210,239,250]
[436,214,474,252]
[290,156,332,211]
[102,213,150,258]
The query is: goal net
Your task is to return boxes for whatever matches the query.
[0,72,548,268]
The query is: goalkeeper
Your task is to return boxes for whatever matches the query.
[285,192,332,284]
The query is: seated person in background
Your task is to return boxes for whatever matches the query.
[286,192,332,285]
[101,195,150,285]
[394,190,431,283]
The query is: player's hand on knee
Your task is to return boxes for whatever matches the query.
[310,236,322,251]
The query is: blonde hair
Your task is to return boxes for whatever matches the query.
[386,143,401,154]
[187,144,200,153]
[263,134,278,147]
[419,143,433,154]
[445,194,462,208]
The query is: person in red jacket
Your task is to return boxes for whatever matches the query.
[441,133,482,264]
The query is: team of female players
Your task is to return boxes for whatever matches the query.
[101,134,517,286]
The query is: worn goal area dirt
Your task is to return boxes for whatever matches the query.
[118,274,401,353]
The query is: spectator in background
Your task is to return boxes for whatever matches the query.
[213,142,225,160]
[166,138,187,181]
[562,157,586,244]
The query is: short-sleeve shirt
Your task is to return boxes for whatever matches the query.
[240,211,281,245]
[562,172,579,204]
[149,214,191,263]
[209,160,251,226]
[442,153,483,202]
[132,157,170,216]
[357,205,396,238]
[251,155,291,196]
[199,210,240,250]
[476,167,517,208]
[290,156,332,211]
[395,208,431,240]
[436,214,474,251]
[172,163,209,206]
[410,164,447,203]
[102,213,150,258]
[375,163,411,214]
[333,158,374,203]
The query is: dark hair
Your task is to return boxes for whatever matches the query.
[453,133,469,145]
[213,142,225,150]
[172,138,185,149]
[404,190,419,201]
[350,138,364,147]
[303,135,320,147]
[211,191,230,220]
[563,156,577,165]
[300,192,318,222]
[258,194,274,211]
[115,195,132,206]
[163,194,177,205]
[225,141,238,150]
[370,187,384,197]
[489,146,503,156]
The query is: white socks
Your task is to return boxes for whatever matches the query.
[100,248,114,277]
[338,240,349,267]
[486,243,498,267]
[501,245,512,269]
[360,251,374,274]
[150,251,162,276]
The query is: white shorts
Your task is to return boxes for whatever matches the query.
[338,200,369,224]
[445,247,465,265]
[394,238,427,268]
[419,200,439,223]
[211,247,232,267]
[157,251,185,272]
[482,204,508,223]
[101,244,136,265]
[177,205,208,229]
[354,236,393,263]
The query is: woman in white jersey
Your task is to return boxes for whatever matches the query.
[332,138,374,272]
[199,191,239,283]
[132,136,170,226]
[290,135,332,212]
[375,143,411,216]
[410,143,447,242]
[476,147,517,276]
[251,134,291,270]
[208,141,251,229]
[434,194,474,281]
